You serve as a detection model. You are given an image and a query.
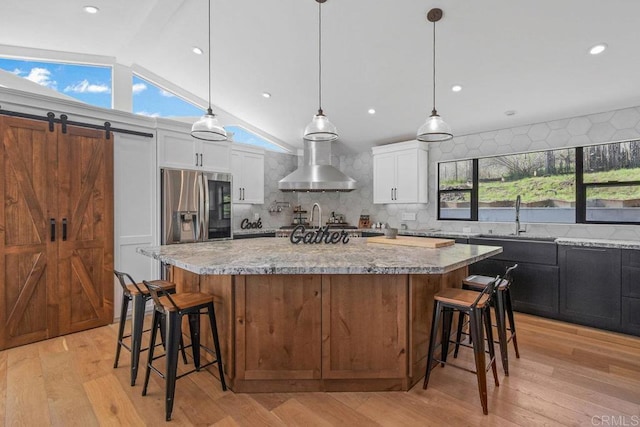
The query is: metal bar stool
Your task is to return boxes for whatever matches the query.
[141,280,227,421]
[423,276,501,415]
[113,270,186,386]
[454,264,520,375]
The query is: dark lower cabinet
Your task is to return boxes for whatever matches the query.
[621,250,640,335]
[622,298,640,336]
[559,246,621,331]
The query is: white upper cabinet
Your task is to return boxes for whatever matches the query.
[372,140,429,204]
[157,122,231,172]
[231,144,264,204]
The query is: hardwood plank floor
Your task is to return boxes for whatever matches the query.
[1,313,639,426]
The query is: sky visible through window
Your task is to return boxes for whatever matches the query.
[0,57,112,108]
[0,57,285,151]
[132,74,202,118]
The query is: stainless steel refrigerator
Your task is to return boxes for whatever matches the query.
[161,169,232,244]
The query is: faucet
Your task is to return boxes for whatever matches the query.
[310,203,322,228]
[515,195,525,235]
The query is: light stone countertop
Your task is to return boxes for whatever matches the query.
[138,237,503,275]
[554,237,640,250]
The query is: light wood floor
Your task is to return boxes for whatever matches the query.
[1,313,640,426]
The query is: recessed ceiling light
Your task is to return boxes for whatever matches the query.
[83,6,99,14]
[589,43,607,55]
[262,92,271,98]
[368,108,376,115]
[451,84,462,92]
[192,46,203,55]
[505,110,517,116]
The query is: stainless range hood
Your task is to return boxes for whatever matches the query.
[278,140,356,192]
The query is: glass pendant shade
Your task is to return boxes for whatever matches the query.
[304,110,338,142]
[417,111,453,142]
[191,108,227,141]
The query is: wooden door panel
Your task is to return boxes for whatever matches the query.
[2,252,48,347]
[0,117,58,349]
[321,275,408,379]
[235,275,322,380]
[57,126,113,334]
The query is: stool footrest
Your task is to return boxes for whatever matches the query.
[431,356,496,375]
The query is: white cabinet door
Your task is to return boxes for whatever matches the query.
[241,152,264,204]
[157,130,199,169]
[158,129,231,171]
[200,140,231,172]
[394,150,419,203]
[231,146,265,204]
[231,150,243,203]
[373,152,396,203]
[372,140,428,204]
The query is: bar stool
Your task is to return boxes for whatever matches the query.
[454,264,520,375]
[423,276,500,415]
[113,270,185,386]
[142,280,227,421]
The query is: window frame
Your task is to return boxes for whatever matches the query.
[576,146,640,225]
[437,159,478,221]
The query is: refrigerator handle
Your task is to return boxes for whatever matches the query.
[203,175,210,240]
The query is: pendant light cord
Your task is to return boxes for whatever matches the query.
[432,18,437,115]
[207,0,212,113]
[318,0,323,114]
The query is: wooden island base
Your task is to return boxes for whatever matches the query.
[171,266,467,393]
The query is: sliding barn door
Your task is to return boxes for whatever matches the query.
[57,125,114,334]
[0,117,59,349]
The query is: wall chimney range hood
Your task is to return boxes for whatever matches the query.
[278,140,356,192]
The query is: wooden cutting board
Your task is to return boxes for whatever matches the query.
[367,235,455,248]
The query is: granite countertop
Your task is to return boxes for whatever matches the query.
[137,238,502,275]
[554,237,640,250]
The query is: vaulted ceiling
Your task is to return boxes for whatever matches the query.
[1,0,640,154]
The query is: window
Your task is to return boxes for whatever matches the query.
[438,148,582,224]
[478,149,575,224]
[225,125,287,153]
[132,75,202,118]
[438,159,476,220]
[578,140,640,224]
[0,57,112,108]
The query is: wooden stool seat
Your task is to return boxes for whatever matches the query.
[126,279,175,296]
[156,292,214,312]
[434,288,491,308]
[462,275,509,291]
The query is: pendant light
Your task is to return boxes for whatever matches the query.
[191,0,227,141]
[303,0,338,142]
[417,8,453,142]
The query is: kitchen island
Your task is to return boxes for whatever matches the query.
[138,238,501,392]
